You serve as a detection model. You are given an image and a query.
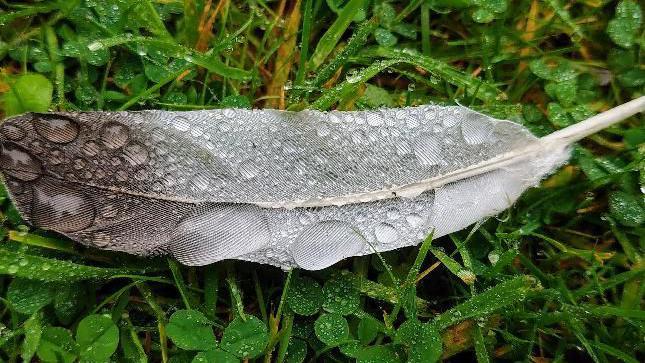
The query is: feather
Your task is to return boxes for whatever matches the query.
[1,97,643,269]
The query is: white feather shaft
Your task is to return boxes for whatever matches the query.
[257,96,645,209]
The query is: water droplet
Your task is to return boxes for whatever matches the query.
[136,44,147,56]
[1,123,26,141]
[488,252,500,265]
[394,140,412,156]
[82,141,101,156]
[191,174,210,191]
[169,203,271,265]
[87,41,104,51]
[366,113,384,127]
[123,143,148,166]
[238,160,259,179]
[115,170,128,181]
[0,144,42,181]
[413,134,442,166]
[374,223,399,244]
[50,149,64,165]
[190,125,204,137]
[461,118,493,145]
[101,122,129,149]
[171,116,190,132]
[328,113,342,123]
[316,124,331,137]
[292,220,365,270]
[73,158,86,170]
[31,183,95,232]
[351,130,367,144]
[33,115,79,144]
[405,213,425,228]
[92,232,111,247]
[386,208,400,220]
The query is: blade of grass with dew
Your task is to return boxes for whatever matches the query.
[8,230,75,253]
[308,0,365,70]
[87,37,251,80]
[311,59,399,109]
[294,0,314,88]
[379,48,506,102]
[433,275,539,330]
[0,247,138,281]
[311,17,379,89]
[168,259,193,310]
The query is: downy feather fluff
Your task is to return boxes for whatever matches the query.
[0,97,643,269]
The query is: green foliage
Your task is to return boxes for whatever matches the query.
[75,314,119,362]
[286,275,322,316]
[220,316,268,359]
[314,313,350,346]
[7,278,53,315]
[0,0,643,361]
[166,310,216,351]
[37,327,78,363]
[1,73,52,116]
[607,0,643,48]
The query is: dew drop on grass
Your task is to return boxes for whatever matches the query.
[488,252,500,265]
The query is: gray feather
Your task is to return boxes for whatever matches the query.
[1,98,643,269]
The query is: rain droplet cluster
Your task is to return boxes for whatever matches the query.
[0,106,568,269]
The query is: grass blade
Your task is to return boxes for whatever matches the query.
[433,275,538,330]
[308,0,364,69]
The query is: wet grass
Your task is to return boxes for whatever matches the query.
[0,0,643,362]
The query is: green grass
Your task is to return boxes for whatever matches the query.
[0,0,644,362]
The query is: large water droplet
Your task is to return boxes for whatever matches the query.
[171,116,190,132]
[33,114,79,144]
[374,223,399,244]
[169,203,270,265]
[461,117,493,145]
[1,123,26,141]
[0,144,42,181]
[413,134,442,166]
[31,183,95,232]
[292,220,365,270]
[123,143,148,166]
[101,122,129,149]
